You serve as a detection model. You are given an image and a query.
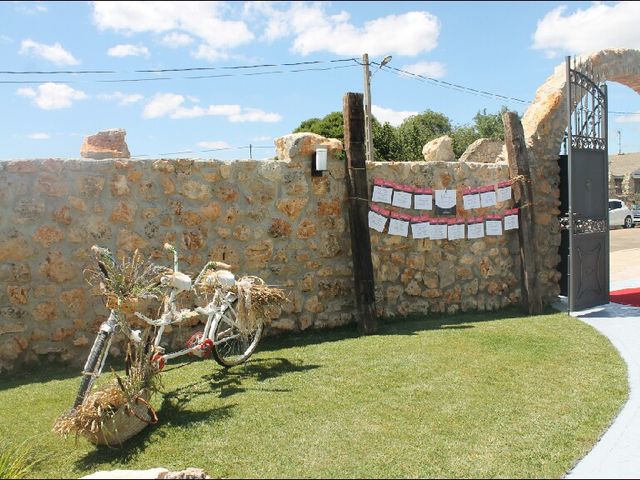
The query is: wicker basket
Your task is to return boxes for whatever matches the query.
[81,390,157,446]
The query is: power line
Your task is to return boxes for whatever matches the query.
[368,60,530,105]
[0,63,359,85]
[0,58,357,76]
[130,144,275,158]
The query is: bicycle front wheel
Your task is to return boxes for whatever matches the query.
[212,298,263,367]
[73,329,112,408]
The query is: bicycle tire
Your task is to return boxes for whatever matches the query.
[73,329,111,408]
[211,298,263,367]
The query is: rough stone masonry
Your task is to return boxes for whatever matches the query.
[0,132,520,371]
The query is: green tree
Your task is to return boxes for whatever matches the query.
[474,107,507,140]
[372,120,401,161]
[395,110,452,161]
[293,111,400,161]
[450,107,508,158]
[451,125,480,158]
[293,111,344,142]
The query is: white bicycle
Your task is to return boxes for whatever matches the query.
[73,243,264,408]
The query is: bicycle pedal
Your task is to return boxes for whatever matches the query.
[151,353,166,371]
[186,332,212,358]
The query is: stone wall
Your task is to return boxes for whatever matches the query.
[368,160,520,317]
[0,133,520,371]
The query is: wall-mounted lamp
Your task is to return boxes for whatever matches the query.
[312,147,328,177]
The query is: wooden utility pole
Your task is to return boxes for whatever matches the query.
[343,92,377,334]
[362,53,374,164]
[502,111,543,315]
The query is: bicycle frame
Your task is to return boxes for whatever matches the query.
[130,244,244,365]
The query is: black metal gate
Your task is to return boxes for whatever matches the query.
[566,56,609,312]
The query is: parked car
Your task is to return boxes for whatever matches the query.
[633,205,640,225]
[609,199,635,228]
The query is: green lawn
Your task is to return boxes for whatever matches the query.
[0,308,628,478]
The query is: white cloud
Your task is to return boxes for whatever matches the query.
[142,92,282,123]
[228,108,282,123]
[27,132,50,140]
[533,3,640,57]
[401,61,446,79]
[97,92,144,106]
[92,2,253,61]
[245,3,440,56]
[197,140,232,149]
[16,83,88,110]
[19,39,79,66]
[616,113,640,123]
[143,93,185,119]
[253,135,273,142]
[160,32,194,48]
[372,105,418,127]
[191,44,229,62]
[107,43,150,58]
[14,2,48,14]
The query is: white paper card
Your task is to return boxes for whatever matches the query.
[431,223,448,240]
[368,211,387,232]
[388,218,409,237]
[463,193,481,210]
[435,189,456,209]
[414,194,433,210]
[411,222,430,239]
[504,214,519,231]
[392,190,412,209]
[372,185,393,204]
[480,190,497,207]
[486,219,503,236]
[467,222,485,239]
[448,224,465,241]
[497,185,512,202]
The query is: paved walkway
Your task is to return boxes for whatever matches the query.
[560,278,640,479]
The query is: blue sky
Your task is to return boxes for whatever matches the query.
[1,1,640,160]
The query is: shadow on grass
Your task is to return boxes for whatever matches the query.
[74,403,235,469]
[74,356,319,466]
[0,363,82,391]
[259,306,553,353]
[164,357,320,404]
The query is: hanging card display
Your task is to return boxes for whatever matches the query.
[435,189,457,216]
[413,187,433,211]
[411,215,431,239]
[462,187,481,210]
[430,218,448,240]
[497,181,512,203]
[447,218,466,241]
[368,207,388,233]
[504,208,519,231]
[391,184,413,209]
[371,179,393,204]
[467,217,485,239]
[388,212,411,237]
[480,186,497,207]
[486,214,503,236]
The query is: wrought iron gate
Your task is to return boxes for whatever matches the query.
[566,56,609,312]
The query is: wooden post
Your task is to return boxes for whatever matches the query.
[343,92,377,334]
[502,111,543,314]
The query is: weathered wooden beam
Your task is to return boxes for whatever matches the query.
[502,111,543,315]
[343,92,377,334]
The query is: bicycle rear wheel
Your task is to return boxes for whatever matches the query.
[211,298,263,367]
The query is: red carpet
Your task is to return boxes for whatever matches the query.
[610,288,640,307]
